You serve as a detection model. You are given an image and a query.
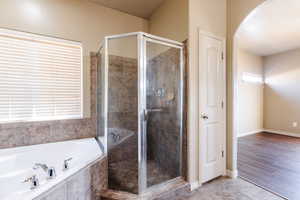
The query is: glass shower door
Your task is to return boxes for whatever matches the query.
[143,38,183,189]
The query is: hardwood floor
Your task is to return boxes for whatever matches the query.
[238,132,300,200]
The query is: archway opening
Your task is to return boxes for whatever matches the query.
[232,0,300,199]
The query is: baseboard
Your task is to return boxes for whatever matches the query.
[190,181,201,191]
[226,169,238,178]
[238,129,263,138]
[264,129,300,138]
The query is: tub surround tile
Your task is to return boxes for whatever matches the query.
[67,168,91,200]
[34,156,107,200]
[0,119,97,149]
[27,125,52,144]
[0,53,98,149]
[0,126,27,148]
[91,157,108,197]
[39,184,68,200]
[85,188,100,200]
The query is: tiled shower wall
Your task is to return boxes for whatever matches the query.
[106,55,139,193]
[0,53,98,149]
[107,55,138,132]
[147,47,181,180]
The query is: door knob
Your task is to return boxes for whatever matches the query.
[201,113,208,120]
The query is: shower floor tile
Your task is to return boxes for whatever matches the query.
[108,160,173,194]
[147,161,173,187]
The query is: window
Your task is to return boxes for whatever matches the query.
[0,28,83,123]
[242,72,264,84]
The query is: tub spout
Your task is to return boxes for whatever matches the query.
[34,163,48,171]
[33,163,56,179]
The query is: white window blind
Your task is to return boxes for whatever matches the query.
[0,28,83,123]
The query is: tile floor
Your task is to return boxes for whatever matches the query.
[174,177,284,200]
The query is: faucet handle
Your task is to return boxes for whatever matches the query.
[23,175,39,190]
[63,157,73,170]
[23,175,36,183]
[47,167,56,179]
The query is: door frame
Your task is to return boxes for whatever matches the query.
[198,30,227,183]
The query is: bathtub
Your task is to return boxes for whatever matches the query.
[0,138,103,200]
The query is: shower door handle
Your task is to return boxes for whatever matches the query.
[143,109,149,121]
[147,108,163,112]
[143,108,163,121]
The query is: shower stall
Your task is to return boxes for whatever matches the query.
[96,32,184,194]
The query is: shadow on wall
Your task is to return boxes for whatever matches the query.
[264,68,300,87]
[263,50,300,132]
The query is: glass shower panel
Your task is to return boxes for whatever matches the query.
[145,40,182,188]
[97,47,105,147]
[106,36,139,194]
[98,33,184,195]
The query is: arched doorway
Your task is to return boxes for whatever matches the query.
[232,0,300,199]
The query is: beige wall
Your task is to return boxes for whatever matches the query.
[188,0,227,185]
[264,48,300,135]
[0,0,148,117]
[0,0,275,186]
[149,0,188,42]
[227,0,266,171]
[237,48,263,136]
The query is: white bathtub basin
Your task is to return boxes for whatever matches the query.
[0,138,103,200]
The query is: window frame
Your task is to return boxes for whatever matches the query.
[0,28,84,124]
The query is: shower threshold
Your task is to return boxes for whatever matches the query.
[101,177,189,200]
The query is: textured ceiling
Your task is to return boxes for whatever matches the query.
[89,0,165,19]
[236,0,300,56]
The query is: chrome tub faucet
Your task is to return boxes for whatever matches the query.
[63,157,72,170]
[23,175,39,190]
[33,163,56,179]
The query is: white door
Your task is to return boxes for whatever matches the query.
[199,32,226,183]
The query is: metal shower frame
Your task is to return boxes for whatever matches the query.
[97,32,185,194]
